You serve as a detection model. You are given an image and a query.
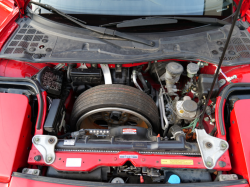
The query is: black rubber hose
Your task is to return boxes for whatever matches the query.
[137,72,150,93]
[0,77,44,130]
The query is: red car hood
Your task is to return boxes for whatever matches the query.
[14,0,250,17]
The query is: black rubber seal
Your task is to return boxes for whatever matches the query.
[0,77,44,130]
[12,172,248,187]
[218,83,250,135]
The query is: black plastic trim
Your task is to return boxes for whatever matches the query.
[12,172,248,187]
[56,135,199,152]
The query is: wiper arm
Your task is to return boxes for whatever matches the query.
[173,16,228,25]
[101,17,178,27]
[101,16,228,28]
[29,1,155,47]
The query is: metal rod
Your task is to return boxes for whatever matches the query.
[199,0,244,128]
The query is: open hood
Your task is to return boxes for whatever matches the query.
[14,0,250,18]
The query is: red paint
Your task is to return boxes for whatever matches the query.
[0,93,32,183]
[229,99,250,182]
[0,60,53,78]
[28,150,231,171]
[0,0,19,51]
[0,183,8,187]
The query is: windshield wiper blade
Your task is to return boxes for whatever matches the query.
[101,16,228,28]
[29,1,155,47]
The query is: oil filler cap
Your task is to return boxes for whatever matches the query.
[182,100,198,112]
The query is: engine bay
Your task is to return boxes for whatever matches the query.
[0,59,242,185]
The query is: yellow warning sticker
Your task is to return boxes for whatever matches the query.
[161,159,194,165]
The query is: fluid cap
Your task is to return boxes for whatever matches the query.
[166,62,183,75]
[182,100,198,112]
[165,172,181,184]
[187,63,199,78]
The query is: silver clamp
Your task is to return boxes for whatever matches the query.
[195,129,229,169]
[32,135,58,165]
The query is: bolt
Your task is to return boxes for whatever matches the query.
[117,65,120,67]
[23,168,28,173]
[222,175,226,180]
[221,142,227,149]
[29,47,36,52]
[217,41,223,45]
[35,137,40,142]
[205,142,213,148]
[34,155,41,161]
[142,158,145,162]
[218,161,226,167]
[233,175,238,179]
[212,50,218,55]
[114,157,117,161]
[48,138,55,144]
[98,159,101,162]
[47,156,53,162]
[211,118,216,123]
[33,170,38,174]
[46,48,52,52]
[206,161,212,167]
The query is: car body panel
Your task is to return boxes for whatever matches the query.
[229,99,250,182]
[0,93,32,183]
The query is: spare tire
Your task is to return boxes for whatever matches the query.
[70,84,160,133]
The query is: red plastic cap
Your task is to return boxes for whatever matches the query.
[140,175,144,183]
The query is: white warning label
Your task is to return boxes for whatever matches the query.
[119,155,138,159]
[122,128,137,134]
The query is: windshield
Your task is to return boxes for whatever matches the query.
[32,0,232,16]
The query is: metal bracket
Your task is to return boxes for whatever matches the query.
[132,70,143,91]
[54,63,65,70]
[22,168,40,176]
[100,64,112,84]
[195,129,229,169]
[32,135,58,165]
[78,63,88,69]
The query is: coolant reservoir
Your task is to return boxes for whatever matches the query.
[176,96,197,120]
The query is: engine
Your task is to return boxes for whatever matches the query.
[2,60,234,184]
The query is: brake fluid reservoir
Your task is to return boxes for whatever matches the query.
[176,97,197,120]
[165,62,183,95]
